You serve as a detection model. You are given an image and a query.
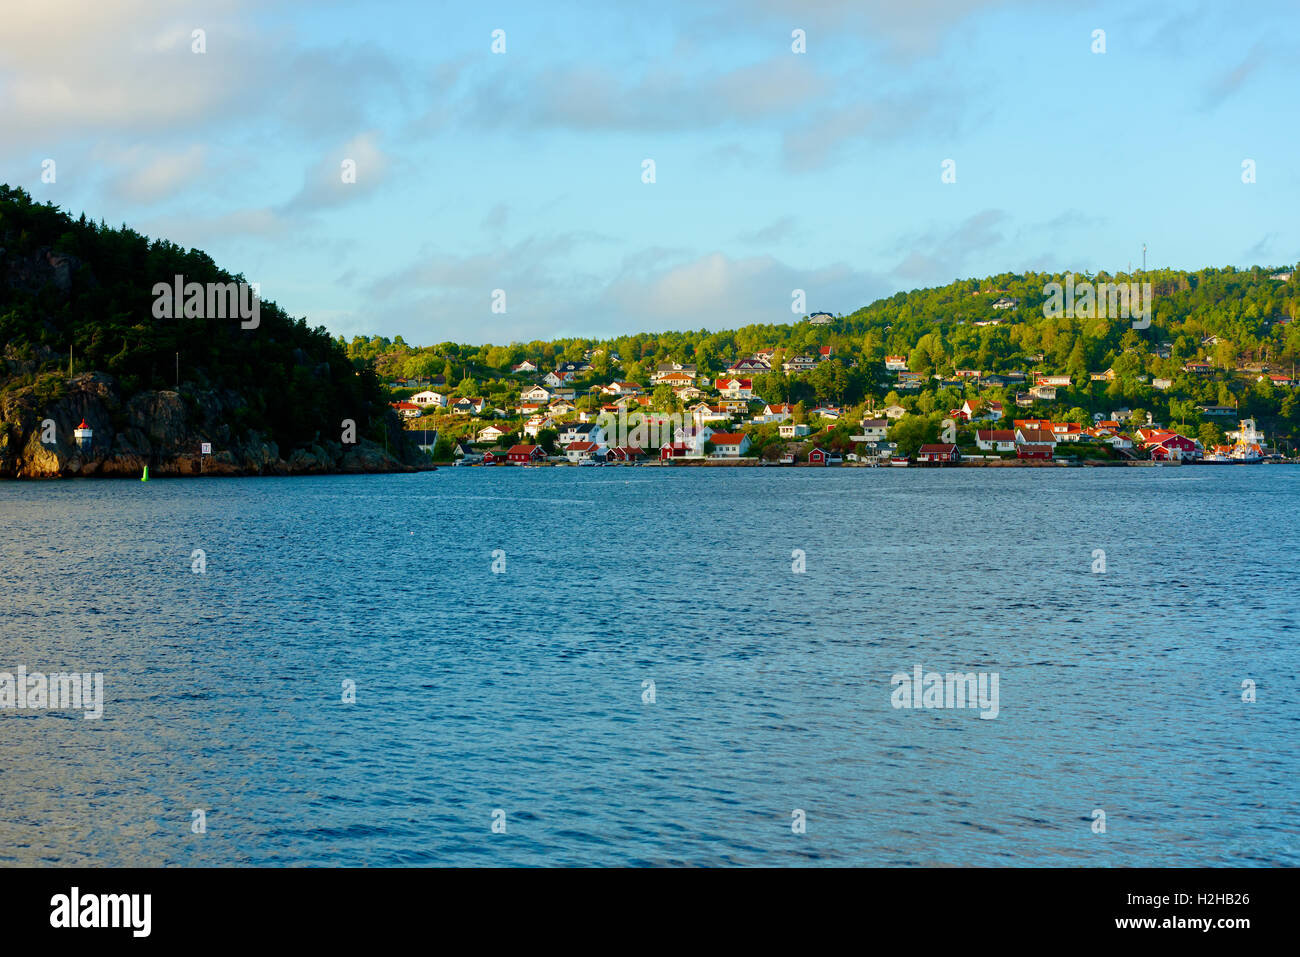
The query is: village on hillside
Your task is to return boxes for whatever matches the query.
[383,338,1285,467]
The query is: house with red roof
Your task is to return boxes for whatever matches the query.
[1015,427,1057,446]
[390,401,420,420]
[962,399,1003,422]
[660,443,692,460]
[717,377,754,399]
[1014,418,1053,432]
[917,443,960,464]
[564,441,605,464]
[604,446,645,462]
[708,432,751,457]
[1259,373,1294,387]
[507,444,546,464]
[656,371,696,388]
[976,429,1016,452]
[727,357,770,375]
[1016,443,1054,459]
[1144,433,1202,461]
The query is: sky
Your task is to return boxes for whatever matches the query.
[1,0,1296,346]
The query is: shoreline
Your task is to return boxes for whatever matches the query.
[1,463,439,481]
[6,459,1294,479]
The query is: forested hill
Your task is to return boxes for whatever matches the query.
[350,260,1300,447]
[0,185,420,476]
[354,267,1300,387]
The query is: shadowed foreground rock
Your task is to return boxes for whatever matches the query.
[0,372,426,478]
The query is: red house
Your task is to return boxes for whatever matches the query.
[1148,434,1201,461]
[660,443,691,460]
[605,446,645,462]
[917,443,960,464]
[507,444,545,464]
[807,447,830,465]
[1016,443,1054,459]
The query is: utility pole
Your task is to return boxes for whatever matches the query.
[176,352,179,389]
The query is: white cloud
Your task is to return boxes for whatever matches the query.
[102,145,206,204]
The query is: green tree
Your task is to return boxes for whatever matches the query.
[889,415,937,457]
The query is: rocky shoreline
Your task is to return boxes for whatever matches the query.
[0,371,425,479]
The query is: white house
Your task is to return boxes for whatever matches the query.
[708,432,751,457]
[976,429,1016,452]
[691,403,732,425]
[476,425,506,444]
[523,415,556,438]
[564,441,605,464]
[759,403,794,423]
[521,385,552,403]
[856,418,888,442]
[651,362,697,383]
[779,422,811,438]
[411,390,447,408]
[717,377,754,399]
[885,356,909,372]
[671,424,713,455]
[558,422,607,446]
[511,360,538,373]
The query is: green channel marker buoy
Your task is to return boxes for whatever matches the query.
[141,465,149,482]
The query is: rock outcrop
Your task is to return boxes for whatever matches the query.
[0,372,427,478]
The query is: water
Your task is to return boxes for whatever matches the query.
[1,466,1296,866]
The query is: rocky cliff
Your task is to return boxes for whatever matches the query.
[0,371,425,478]
[1,185,430,479]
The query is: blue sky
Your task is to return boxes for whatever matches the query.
[1,0,1295,345]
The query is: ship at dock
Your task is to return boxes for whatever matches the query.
[1200,419,1266,464]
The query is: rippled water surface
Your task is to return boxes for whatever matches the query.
[1,466,1297,866]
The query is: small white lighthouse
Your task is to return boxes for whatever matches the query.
[73,418,92,450]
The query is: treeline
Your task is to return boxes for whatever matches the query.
[347,263,1300,444]
[0,185,389,450]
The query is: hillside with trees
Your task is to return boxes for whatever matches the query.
[0,185,421,476]
[349,264,1300,459]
